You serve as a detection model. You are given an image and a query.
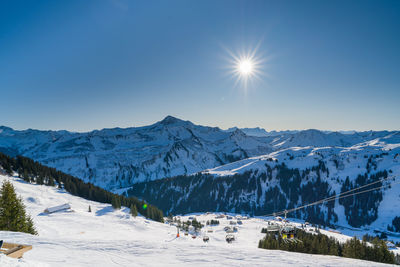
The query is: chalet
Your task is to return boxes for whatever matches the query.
[43,203,71,214]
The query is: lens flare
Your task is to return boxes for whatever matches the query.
[223,42,268,92]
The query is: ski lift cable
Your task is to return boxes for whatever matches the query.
[265,175,394,217]
[262,175,398,218]
[270,179,400,218]
[332,180,400,201]
[256,176,390,221]
[282,175,394,213]
[291,180,400,214]
[267,180,399,218]
[268,180,397,218]
[284,175,396,213]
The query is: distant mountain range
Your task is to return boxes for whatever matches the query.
[1,116,400,230]
[0,116,398,191]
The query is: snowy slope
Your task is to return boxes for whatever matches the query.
[0,174,396,267]
[0,117,398,192]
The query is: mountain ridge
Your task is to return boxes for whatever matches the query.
[2,115,398,135]
[0,116,399,191]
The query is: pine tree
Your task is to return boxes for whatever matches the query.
[130,204,138,217]
[0,180,37,235]
[328,241,339,256]
[22,170,30,182]
[25,216,36,235]
[48,176,55,186]
[5,163,12,175]
[343,237,358,258]
[111,196,121,209]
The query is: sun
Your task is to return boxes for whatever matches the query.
[224,44,266,91]
[238,59,253,75]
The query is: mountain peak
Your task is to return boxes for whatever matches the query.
[158,115,188,126]
[0,126,14,134]
[230,128,247,137]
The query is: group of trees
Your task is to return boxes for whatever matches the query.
[110,196,142,219]
[0,152,163,222]
[0,180,37,235]
[388,216,400,233]
[339,171,387,227]
[129,161,337,227]
[365,154,389,173]
[342,236,395,264]
[190,218,203,230]
[172,217,204,232]
[258,229,395,264]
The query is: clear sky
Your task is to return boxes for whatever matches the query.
[1,0,399,132]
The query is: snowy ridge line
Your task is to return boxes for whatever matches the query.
[262,175,399,218]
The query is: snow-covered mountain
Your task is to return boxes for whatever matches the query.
[225,127,272,137]
[0,116,398,192]
[1,119,400,265]
[0,116,272,189]
[129,133,400,231]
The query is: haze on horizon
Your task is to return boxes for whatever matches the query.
[1,0,399,132]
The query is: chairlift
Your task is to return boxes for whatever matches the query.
[223,226,231,232]
[225,234,235,243]
[265,224,280,232]
[226,227,234,233]
[281,224,296,240]
[280,224,302,243]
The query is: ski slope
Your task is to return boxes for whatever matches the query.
[0,174,397,266]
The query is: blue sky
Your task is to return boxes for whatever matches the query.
[1,0,399,132]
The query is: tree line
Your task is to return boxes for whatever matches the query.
[0,152,163,222]
[258,228,396,264]
[128,161,337,226]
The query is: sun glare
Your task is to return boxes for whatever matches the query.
[224,44,266,91]
[238,59,253,75]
